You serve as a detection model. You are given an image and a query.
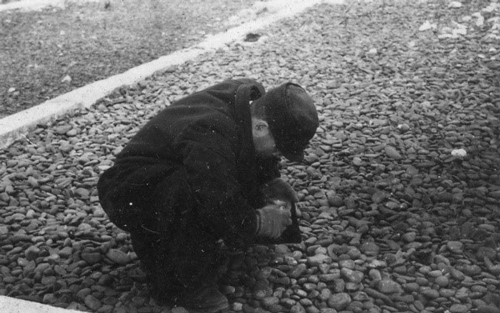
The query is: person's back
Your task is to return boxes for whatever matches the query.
[97,78,319,312]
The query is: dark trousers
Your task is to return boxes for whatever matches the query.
[122,169,230,303]
[130,219,228,303]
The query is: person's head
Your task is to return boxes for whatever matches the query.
[250,83,319,162]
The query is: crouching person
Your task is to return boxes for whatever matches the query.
[97,78,319,312]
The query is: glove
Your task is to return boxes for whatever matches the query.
[255,204,292,239]
[261,178,298,210]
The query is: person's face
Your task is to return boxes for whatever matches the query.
[252,118,280,158]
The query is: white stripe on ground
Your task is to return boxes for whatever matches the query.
[0,295,85,313]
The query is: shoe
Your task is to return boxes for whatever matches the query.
[176,284,229,313]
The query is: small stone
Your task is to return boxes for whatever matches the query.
[435,275,449,287]
[338,259,355,269]
[447,241,463,253]
[116,233,128,242]
[0,225,8,236]
[75,188,90,198]
[439,288,456,298]
[455,287,469,300]
[262,296,280,308]
[327,293,351,311]
[428,270,442,278]
[490,190,500,200]
[367,259,386,268]
[371,191,386,204]
[462,264,482,276]
[327,193,343,207]
[360,242,380,256]
[290,303,306,313]
[43,293,57,304]
[434,192,453,203]
[397,123,410,132]
[275,276,291,285]
[10,232,31,243]
[319,288,332,301]
[55,125,72,135]
[449,304,470,313]
[221,285,235,295]
[307,254,331,266]
[54,265,67,276]
[289,264,307,278]
[340,268,364,283]
[319,273,337,282]
[352,291,369,301]
[450,267,465,280]
[61,75,72,83]
[106,249,131,265]
[385,146,401,159]
[476,247,497,260]
[66,129,78,137]
[377,279,401,294]
[275,244,289,254]
[478,223,496,232]
[84,294,102,311]
[41,276,57,285]
[475,306,500,313]
[232,302,243,311]
[281,298,296,308]
[404,282,420,293]
[368,269,382,281]
[402,232,416,242]
[58,246,73,258]
[78,223,93,233]
[352,157,362,166]
[25,246,40,261]
[47,254,60,264]
[422,288,440,299]
[81,251,102,264]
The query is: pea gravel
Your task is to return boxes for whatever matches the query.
[1,1,500,313]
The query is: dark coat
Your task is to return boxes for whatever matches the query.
[97,79,282,248]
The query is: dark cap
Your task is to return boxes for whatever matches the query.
[261,83,319,162]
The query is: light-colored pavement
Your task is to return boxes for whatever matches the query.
[0,296,83,313]
[0,0,101,12]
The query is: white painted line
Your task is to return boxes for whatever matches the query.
[0,0,64,12]
[0,0,102,12]
[0,296,83,313]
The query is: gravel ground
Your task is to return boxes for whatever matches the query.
[1,1,500,313]
[0,0,261,118]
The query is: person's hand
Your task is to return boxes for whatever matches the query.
[262,178,298,205]
[255,204,292,239]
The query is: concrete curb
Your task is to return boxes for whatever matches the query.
[0,0,343,150]
[0,296,83,313]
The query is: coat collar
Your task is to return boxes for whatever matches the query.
[234,82,265,205]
